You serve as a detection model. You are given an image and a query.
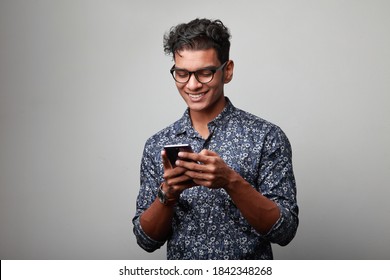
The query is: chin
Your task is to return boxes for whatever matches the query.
[188,103,207,111]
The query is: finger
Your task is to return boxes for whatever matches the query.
[175,159,206,173]
[200,149,218,156]
[165,181,194,198]
[164,175,193,194]
[163,166,189,182]
[184,170,211,180]
[178,151,208,164]
[192,178,213,188]
[169,172,193,184]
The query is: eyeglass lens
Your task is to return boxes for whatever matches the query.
[173,69,214,84]
[171,62,227,84]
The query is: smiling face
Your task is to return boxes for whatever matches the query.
[173,48,233,120]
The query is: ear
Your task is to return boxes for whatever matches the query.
[224,60,234,84]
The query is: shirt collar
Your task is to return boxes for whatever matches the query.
[173,97,236,137]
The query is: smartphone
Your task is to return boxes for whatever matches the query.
[164,144,194,167]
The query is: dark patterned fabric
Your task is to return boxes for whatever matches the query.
[133,98,298,259]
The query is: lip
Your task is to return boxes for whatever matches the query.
[186,91,207,102]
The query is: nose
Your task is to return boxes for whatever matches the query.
[185,73,203,91]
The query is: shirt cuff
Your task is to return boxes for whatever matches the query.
[263,204,297,246]
[133,216,166,252]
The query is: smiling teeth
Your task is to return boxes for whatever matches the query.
[189,93,204,99]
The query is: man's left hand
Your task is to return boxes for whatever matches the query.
[175,149,234,189]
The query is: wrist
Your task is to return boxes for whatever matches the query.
[157,182,178,206]
[223,170,243,193]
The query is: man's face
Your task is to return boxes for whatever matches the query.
[173,48,233,116]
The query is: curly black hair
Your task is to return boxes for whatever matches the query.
[163,18,231,63]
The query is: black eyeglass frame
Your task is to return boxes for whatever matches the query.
[170,61,228,84]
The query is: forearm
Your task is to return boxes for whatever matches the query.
[139,197,175,242]
[224,170,280,235]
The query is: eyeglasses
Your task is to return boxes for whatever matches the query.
[170,61,228,84]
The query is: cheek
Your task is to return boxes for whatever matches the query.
[175,83,185,91]
[209,81,223,93]
[176,85,185,94]
[209,75,224,90]
[176,84,188,97]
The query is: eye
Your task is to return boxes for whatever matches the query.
[175,70,189,78]
[196,69,213,77]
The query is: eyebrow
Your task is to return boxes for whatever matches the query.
[173,65,219,71]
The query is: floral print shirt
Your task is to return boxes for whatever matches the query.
[132,98,298,259]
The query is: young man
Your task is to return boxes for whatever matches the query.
[133,18,298,259]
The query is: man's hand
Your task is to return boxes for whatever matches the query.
[161,150,196,200]
[175,149,235,189]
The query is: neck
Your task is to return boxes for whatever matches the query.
[189,97,227,139]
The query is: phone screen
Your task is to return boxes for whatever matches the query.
[164,144,193,167]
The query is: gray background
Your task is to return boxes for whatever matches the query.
[1,0,389,259]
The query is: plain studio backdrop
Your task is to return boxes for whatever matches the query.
[1,0,389,260]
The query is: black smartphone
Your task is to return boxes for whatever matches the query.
[164,144,194,167]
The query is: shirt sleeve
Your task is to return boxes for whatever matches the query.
[132,141,167,252]
[259,126,299,246]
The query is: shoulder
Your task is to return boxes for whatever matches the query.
[230,106,291,147]
[232,107,283,134]
[144,118,183,151]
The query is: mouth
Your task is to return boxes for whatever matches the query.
[187,92,206,101]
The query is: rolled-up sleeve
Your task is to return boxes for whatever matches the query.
[259,126,299,246]
[132,141,167,252]
[132,216,165,252]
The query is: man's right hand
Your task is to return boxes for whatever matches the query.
[161,150,197,202]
